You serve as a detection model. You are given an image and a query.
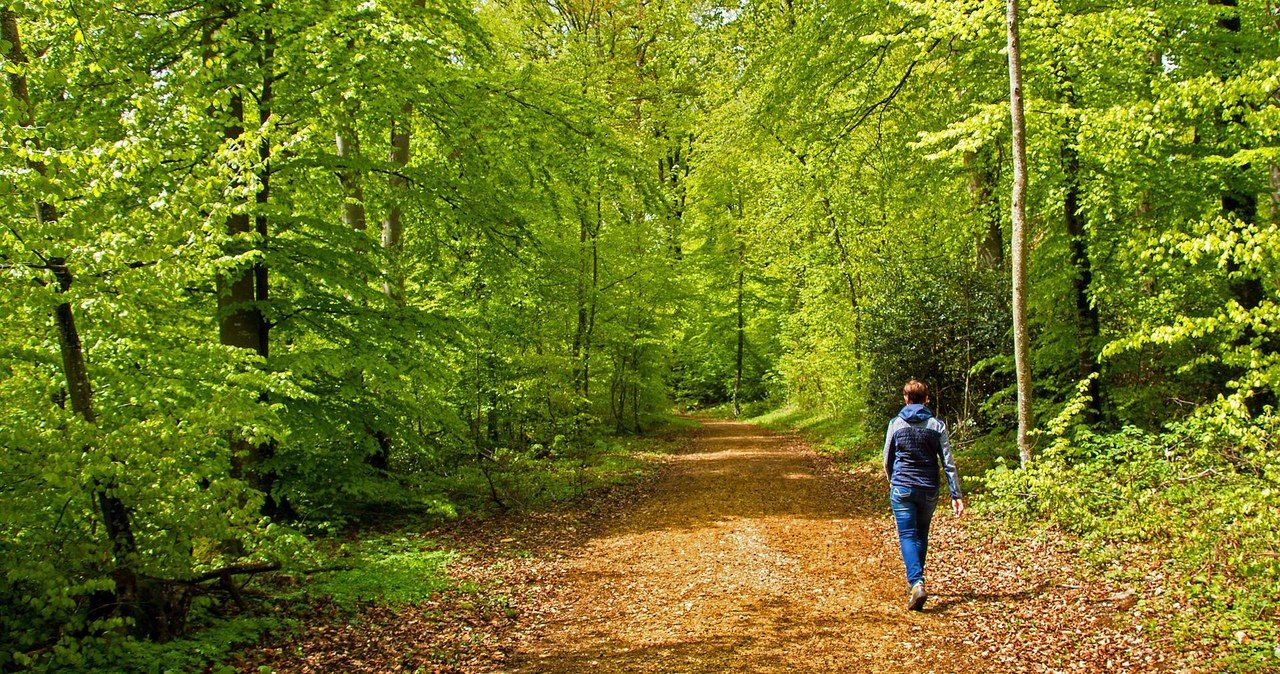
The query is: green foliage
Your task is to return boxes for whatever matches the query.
[4,0,1280,668]
[309,538,455,607]
[983,406,1280,671]
[749,405,875,466]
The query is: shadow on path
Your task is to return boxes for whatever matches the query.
[500,419,981,674]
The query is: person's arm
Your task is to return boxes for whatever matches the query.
[883,421,896,482]
[937,421,965,513]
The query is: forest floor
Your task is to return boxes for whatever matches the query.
[241,419,1204,673]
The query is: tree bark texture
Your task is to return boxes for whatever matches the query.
[1007,0,1035,467]
[382,107,411,300]
[4,5,140,623]
[334,58,368,232]
[335,116,368,231]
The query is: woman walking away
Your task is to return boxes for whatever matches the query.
[883,379,965,611]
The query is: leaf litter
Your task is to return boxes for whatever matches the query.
[238,420,1210,673]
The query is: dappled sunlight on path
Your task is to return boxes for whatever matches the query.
[499,419,979,673]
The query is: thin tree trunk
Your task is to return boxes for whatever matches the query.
[585,195,601,399]
[572,205,588,394]
[733,202,745,418]
[1007,0,1034,467]
[571,195,601,399]
[632,344,642,432]
[1212,0,1275,411]
[216,94,265,353]
[3,6,139,621]
[734,266,744,418]
[213,8,283,515]
[335,101,367,231]
[966,149,1004,269]
[255,22,272,359]
[821,196,861,365]
[1058,69,1101,422]
[382,107,411,300]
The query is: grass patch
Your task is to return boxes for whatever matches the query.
[749,405,873,463]
[307,536,456,607]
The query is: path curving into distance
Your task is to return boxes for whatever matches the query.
[503,419,980,673]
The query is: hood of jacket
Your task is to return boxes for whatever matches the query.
[898,403,933,424]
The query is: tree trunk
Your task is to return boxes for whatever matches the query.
[1057,68,1101,422]
[1212,0,1275,411]
[632,344,642,432]
[571,195,601,399]
[821,196,861,365]
[382,107,411,300]
[214,10,285,516]
[1007,0,1034,467]
[733,203,745,418]
[3,5,139,623]
[585,196,600,399]
[966,149,1004,269]
[335,100,367,231]
[572,206,589,394]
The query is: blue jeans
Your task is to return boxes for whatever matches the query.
[890,485,938,587]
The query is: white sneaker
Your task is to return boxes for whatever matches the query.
[908,581,927,611]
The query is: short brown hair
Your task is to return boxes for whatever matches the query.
[903,379,928,404]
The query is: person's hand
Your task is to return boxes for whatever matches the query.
[952,497,966,517]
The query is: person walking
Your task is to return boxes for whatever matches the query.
[883,379,965,611]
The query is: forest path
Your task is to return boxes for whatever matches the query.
[500,419,979,673]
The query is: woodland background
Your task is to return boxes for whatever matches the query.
[2,0,1278,670]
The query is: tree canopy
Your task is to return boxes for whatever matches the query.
[2,0,1277,670]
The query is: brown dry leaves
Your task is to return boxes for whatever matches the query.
[237,420,1208,673]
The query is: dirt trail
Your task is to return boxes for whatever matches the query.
[502,419,978,673]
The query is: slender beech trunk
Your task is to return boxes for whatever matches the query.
[3,6,139,619]
[585,195,600,398]
[571,195,601,398]
[733,199,745,418]
[659,133,692,259]
[254,22,272,357]
[373,58,415,473]
[335,99,367,231]
[382,107,411,300]
[214,7,282,514]
[1007,0,1034,467]
[612,348,627,434]
[334,102,394,469]
[572,206,589,394]
[1057,67,1101,421]
[821,196,861,365]
[966,149,1004,269]
[379,0,426,301]
[632,343,642,432]
[217,93,263,353]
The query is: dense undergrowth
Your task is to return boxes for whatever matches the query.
[745,402,1280,672]
[1,430,673,674]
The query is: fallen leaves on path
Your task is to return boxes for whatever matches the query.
[237,420,1209,673]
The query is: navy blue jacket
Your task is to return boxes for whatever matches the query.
[883,404,963,499]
